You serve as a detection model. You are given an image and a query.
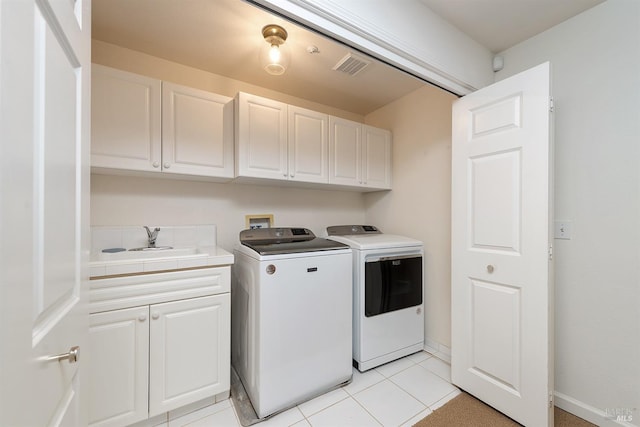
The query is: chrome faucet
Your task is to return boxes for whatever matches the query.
[144,226,160,248]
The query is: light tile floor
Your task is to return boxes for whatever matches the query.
[171,351,460,427]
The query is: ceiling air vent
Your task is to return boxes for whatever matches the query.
[332,53,371,76]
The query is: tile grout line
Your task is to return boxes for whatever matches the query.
[348,392,385,427]
[349,356,427,427]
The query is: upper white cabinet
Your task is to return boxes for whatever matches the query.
[91,65,234,179]
[329,117,361,187]
[362,125,392,189]
[288,105,329,183]
[235,92,288,180]
[92,72,390,190]
[235,92,329,184]
[91,65,162,172]
[329,117,392,190]
[162,83,234,177]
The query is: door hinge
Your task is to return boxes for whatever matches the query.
[548,246,553,261]
[549,97,555,113]
[549,391,554,408]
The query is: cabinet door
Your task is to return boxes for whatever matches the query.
[288,106,329,183]
[235,92,288,180]
[91,65,162,172]
[89,307,149,427]
[148,294,231,416]
[362,125,392,189]
[162,82,234,178]
[329,116,362,186]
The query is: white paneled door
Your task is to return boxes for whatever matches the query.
[0,0,90,425]
[451,62,553,426]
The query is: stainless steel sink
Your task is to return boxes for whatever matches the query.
[97,247,203,261]
[129,246,174,251]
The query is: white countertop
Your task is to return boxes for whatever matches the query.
[90,246,234,278]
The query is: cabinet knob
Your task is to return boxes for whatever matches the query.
[152,161,160,168]
[138,315,147,322]
[290,173,294,178]
[163,162,170,169]
[487,264,495,273]
[152,312,160,320]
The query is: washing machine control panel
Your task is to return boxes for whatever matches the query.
[241,227,314,244]
[327,225,381,236]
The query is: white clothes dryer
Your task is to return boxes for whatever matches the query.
[327,225,424,371]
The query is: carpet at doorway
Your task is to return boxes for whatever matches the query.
[412,392,596,427]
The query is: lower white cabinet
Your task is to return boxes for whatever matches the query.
[89,306,149,427]
[149,295,230,416]
[89,292,230,427]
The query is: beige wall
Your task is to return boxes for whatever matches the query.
[91,175,366,252]
[364,86,456,347]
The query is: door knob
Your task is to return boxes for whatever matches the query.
[487,265,495,273]
[163,162,170,169]
[46,346,80,364]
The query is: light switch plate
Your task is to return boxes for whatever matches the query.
[554,221,572,240]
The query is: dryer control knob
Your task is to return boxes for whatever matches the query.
[266,264,276,275]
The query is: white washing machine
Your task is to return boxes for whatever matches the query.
[327,225,424,371]
[231,227,352,419]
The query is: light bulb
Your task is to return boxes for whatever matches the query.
[269,44,281,63]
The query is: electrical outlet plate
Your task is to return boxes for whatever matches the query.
[554,220,572,240]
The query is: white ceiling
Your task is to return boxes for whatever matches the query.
[419,0,605,53]
[92,0,605,115]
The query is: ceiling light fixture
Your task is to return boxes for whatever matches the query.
[261,24,289,76]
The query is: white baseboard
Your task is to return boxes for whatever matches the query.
[555,391,637,427]
[424,337,451,363]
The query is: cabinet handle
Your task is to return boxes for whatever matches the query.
[163,162,170,169]
[152,161,160,168]
[152,312,160,320]
[138,315,147,322]
[290,173,294,178]
[45,346,80,364]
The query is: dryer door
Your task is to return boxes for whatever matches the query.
[364,255,422,317]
